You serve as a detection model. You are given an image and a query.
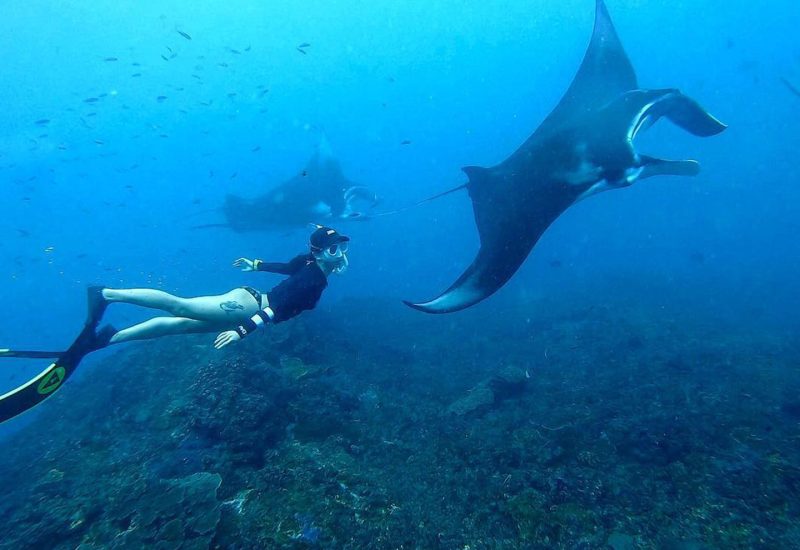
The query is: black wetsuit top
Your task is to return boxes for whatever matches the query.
[256,254,328,323]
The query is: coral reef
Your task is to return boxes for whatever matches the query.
[0,285,798,548]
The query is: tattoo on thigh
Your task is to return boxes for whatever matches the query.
[219,300,245,313]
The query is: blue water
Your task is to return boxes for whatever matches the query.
[0,0,799,545]
[1,0,797,341]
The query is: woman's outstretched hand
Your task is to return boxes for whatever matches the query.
[214,330,241,349]
[233,258,256,272]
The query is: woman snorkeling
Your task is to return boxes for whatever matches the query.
[85,225,350,350]
[0,226,350,422]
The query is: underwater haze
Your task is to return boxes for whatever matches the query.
[1,0,799,547]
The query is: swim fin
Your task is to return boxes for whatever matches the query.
[92,324,117,351]
[0,324,112,423]
[86,286,108,328]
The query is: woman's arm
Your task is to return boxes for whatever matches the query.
[233,257,300,275]
[214,306,275,349]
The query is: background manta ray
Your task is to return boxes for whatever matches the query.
[406,0,727,314]
[201,136,379,232]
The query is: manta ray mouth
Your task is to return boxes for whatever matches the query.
[624,89,728,144]
[630,106,657,141]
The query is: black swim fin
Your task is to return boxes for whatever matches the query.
[86,286,109,328]
[0,324,98,423]
[91,324,118,351]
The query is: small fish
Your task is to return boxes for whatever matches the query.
[83,97,99,103]
[230,172,238,179]
[44,246,54,253]
[259,88,269,97]
[35,119,50,125]
[177,29,192,40]
[251,146,261,152]
[296,47,307,55]
[104,57,118,62]
[131,62,141,67]
[227,92,237,98]
[57,144,68,150]
[298,42,311,48]
[191,74,203,80]
[131,73,142,77]
[161,54,169,61]
[217,62,229,68]
[400,140,412,145]
[228,48,242,55]
[781,77,800,99]
[157,95,168,102]
[86,112,97,117]
[159,134,169,138]
[199,100,213,106]
[94,139,105,145]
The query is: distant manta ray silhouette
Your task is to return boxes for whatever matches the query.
[195,135,379,232]
[405,0,727,314]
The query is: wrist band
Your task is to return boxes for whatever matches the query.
[253,259,262,271]
[252,310,267,326]
[235,307,274,338]
[235,319,257,338]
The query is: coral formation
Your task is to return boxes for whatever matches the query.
[0,286,798,548]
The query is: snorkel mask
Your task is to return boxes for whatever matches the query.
[309,225,350,275]
[321,241,349,274]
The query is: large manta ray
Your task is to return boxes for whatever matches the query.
[405,0,727,313]
[205,137,378,232]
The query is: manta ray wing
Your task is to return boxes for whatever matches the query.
[535,0,637,139]
[404,166,569,313]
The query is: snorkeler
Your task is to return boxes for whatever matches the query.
[87,225,350,350]
[0,226,349,422]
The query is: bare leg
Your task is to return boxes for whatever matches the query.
[109,317,227,345]
[102,288,259,323]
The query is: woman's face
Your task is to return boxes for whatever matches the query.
[315,242,349,274]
